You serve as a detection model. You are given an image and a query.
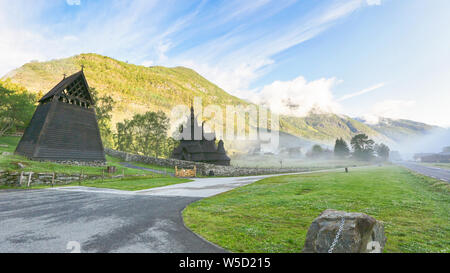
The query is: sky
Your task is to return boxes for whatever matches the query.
[0,0,449,127]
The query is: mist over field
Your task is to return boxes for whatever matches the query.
[392,128,450,160]
[1,0,450,256]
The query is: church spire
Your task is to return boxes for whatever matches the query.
[190,105,195,141]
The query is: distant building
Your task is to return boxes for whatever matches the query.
[15,70,106,163]
[413,153,434,162]
[287,147,302,157]
[279,146,302,157]
[414,149,450,163]
[420,152,450,163]
[171,106,230,166]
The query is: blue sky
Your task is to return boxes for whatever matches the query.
[1,0,449,126]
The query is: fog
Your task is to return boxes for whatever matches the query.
[228,127,450,166]
[389,128,450,160]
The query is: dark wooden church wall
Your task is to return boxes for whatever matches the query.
[34,101,105,161]
[15,103,52,157]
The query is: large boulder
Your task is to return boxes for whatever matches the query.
[303,209,387,253]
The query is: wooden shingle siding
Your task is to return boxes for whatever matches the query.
[15,103,52,157]
[15,70,106,163]
[171,107,231,166]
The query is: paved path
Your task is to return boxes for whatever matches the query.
[136,176,273,197]
[398,161,450,183]
[0,189,222,253]
[119,162,175,177]
[51,175,275,198]
[0,169,342,253]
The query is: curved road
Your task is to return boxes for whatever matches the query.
[1,171,317,253]
[398,161,450,183]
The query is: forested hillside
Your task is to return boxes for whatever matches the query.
[3,53,402,146]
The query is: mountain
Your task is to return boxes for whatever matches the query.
[281,111,383,143]
[355,117,439,142]
[3,54,247,125]
[3,53,389,148]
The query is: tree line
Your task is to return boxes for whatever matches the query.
[1,81,390,161]
[91,88,177,158]
[0,80,36,137]
[0,83,177,158]
[308,134,390,161]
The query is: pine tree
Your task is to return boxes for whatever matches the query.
[351,134,375,161]
[375,143,390,161]
[334,138,350,158]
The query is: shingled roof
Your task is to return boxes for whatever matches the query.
[15,70,105,163]
[39,70,94,104]
[170,107,230,166]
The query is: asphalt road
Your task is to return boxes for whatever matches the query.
[0,169,347,253]
[398,161,450,183]
[0,174,283,253]
[0,189,228,253]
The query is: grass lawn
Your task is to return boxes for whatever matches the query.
[183,166,450,253]
[126,161,175,174]
[0,136,190,191]
[0,136,18,153]
[0,136,175,177]
[231,154,370,169]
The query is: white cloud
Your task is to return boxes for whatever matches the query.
[141,60,154,67]
[170,0,365,98]
[0,0,369,90]
[66,0,81,6]
[337,82,385,102]
[251,76,342,117]
[0,0,381,111]
[0,0,164,76]
[361,114,381,125]
[366,0,381,6]
[175,58,273,98]
[63,35,79,42]
[363,100,417,124]
[243,77,386,119]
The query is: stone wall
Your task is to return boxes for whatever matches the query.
[104,148,311,177]
[1,152,106,167]
[0,170,108,187]
[32,160,106,167]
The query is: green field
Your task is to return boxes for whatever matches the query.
[231,154,370,169]
[0,136,190,191]
[0,136,174,176]
[125,161,174,174]
[183,166,450,253]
